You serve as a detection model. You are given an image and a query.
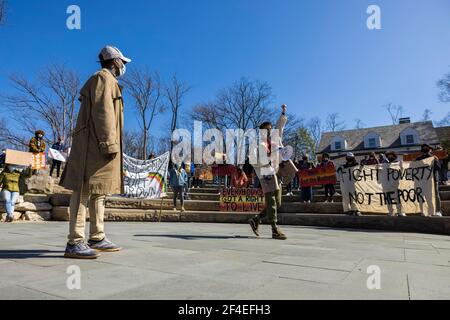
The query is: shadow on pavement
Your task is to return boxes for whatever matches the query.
[0,250,65,259]
[134,234,253,240]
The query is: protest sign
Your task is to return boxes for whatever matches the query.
[48,148,67,162]
[123,152,170,199]
[299,164,337,187]
[219,188,265,212]
[338,158,436,216]
[5,149,33,166]
[403,150,448,161]
[32,153,46,169]
[212,164,236,177]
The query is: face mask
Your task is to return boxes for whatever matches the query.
[114,59,126,78]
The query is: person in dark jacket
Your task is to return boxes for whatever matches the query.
[415,144,442,217]
[364,152,379,166]
[50,137,66,178]
[319,153,336,202]
[299,154,315,203]
[340,153,361,216]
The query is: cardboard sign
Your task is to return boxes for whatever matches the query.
[48,148,67,162]
[220,188,266,212]
[403,150,448,161]
[5,149,33,166]
[299,164,337,187]
[339,158,436,216]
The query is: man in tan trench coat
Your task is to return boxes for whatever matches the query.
[60,46,131,259]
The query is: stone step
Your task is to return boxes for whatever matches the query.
[48,193,450,216]
[51,207,450,235]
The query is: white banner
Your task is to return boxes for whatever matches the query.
[339,158,437,216]
[123,152,170,199]
[48,148,67,162]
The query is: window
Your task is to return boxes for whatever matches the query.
[406,135,414,144]
[368,138,376,148]
[334,141,342,150]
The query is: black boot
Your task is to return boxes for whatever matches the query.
[272,224,287,240]
[249,216,261,237]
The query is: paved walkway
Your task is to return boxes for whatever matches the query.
[0,222,449,300]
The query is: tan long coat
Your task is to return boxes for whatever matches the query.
[60,69,124,195]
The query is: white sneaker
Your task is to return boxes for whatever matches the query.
[324,200,328,203]
[398,212,406,217]
[433,212,443,217]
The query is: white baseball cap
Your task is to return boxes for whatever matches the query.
[99,46,132,63]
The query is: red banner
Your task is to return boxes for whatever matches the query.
[298,164,337,187]
[219,188,265,212]
[212,164,236,177]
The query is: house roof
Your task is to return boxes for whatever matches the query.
[318,121,440,153]
[435,126,450,141]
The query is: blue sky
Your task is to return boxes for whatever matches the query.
[0,0,449,139]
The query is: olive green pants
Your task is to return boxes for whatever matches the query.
[257,188,282,225]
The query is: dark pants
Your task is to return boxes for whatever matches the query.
[286,182,292,194]
[301,186,313,202]
[256,189,282,225]
[50,160,62,178]
[324,184,335,201]
[172,186,184,208]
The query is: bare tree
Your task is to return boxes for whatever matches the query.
[2,64,80,146]
[422,109,432,121]
[383,103,404,124]
[435,112,450,127]
[0,118,28,150]
[0,0,6,25]
[354,119,365,129]
[122,68,164,160]
[307,117,323,150]
[165,75,191,150]
[325,113,346,132]
[192,77,275,131]
[437,73,450,103]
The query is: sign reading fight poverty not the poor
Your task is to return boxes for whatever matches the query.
[220,188,266,212]
[339,158,437,216]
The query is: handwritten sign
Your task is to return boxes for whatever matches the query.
[338,158,436,216]
[219,188,265,212]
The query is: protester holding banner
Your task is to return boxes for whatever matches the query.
[436,146,449,185]
[298,154,315,203]
[0,165,31,222]
[243,157,254,187]
[169,163,187,212]
[28,130,46,154]
[339,153,361,216]
[248,104,288,241]
[60,45,131,259]
[364,153,379,166]
[50,137,66,178]
[231,167,249,189]
[319,153,336,203]
[416,144,442,217]
[385,151,399,163]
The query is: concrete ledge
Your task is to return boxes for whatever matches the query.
[280,214,450,236]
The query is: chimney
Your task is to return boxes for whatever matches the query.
[399,117,411,124]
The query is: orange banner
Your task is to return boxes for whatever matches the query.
[32,153,46,170]
[403,150,448,161]
[299,164,337,187]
